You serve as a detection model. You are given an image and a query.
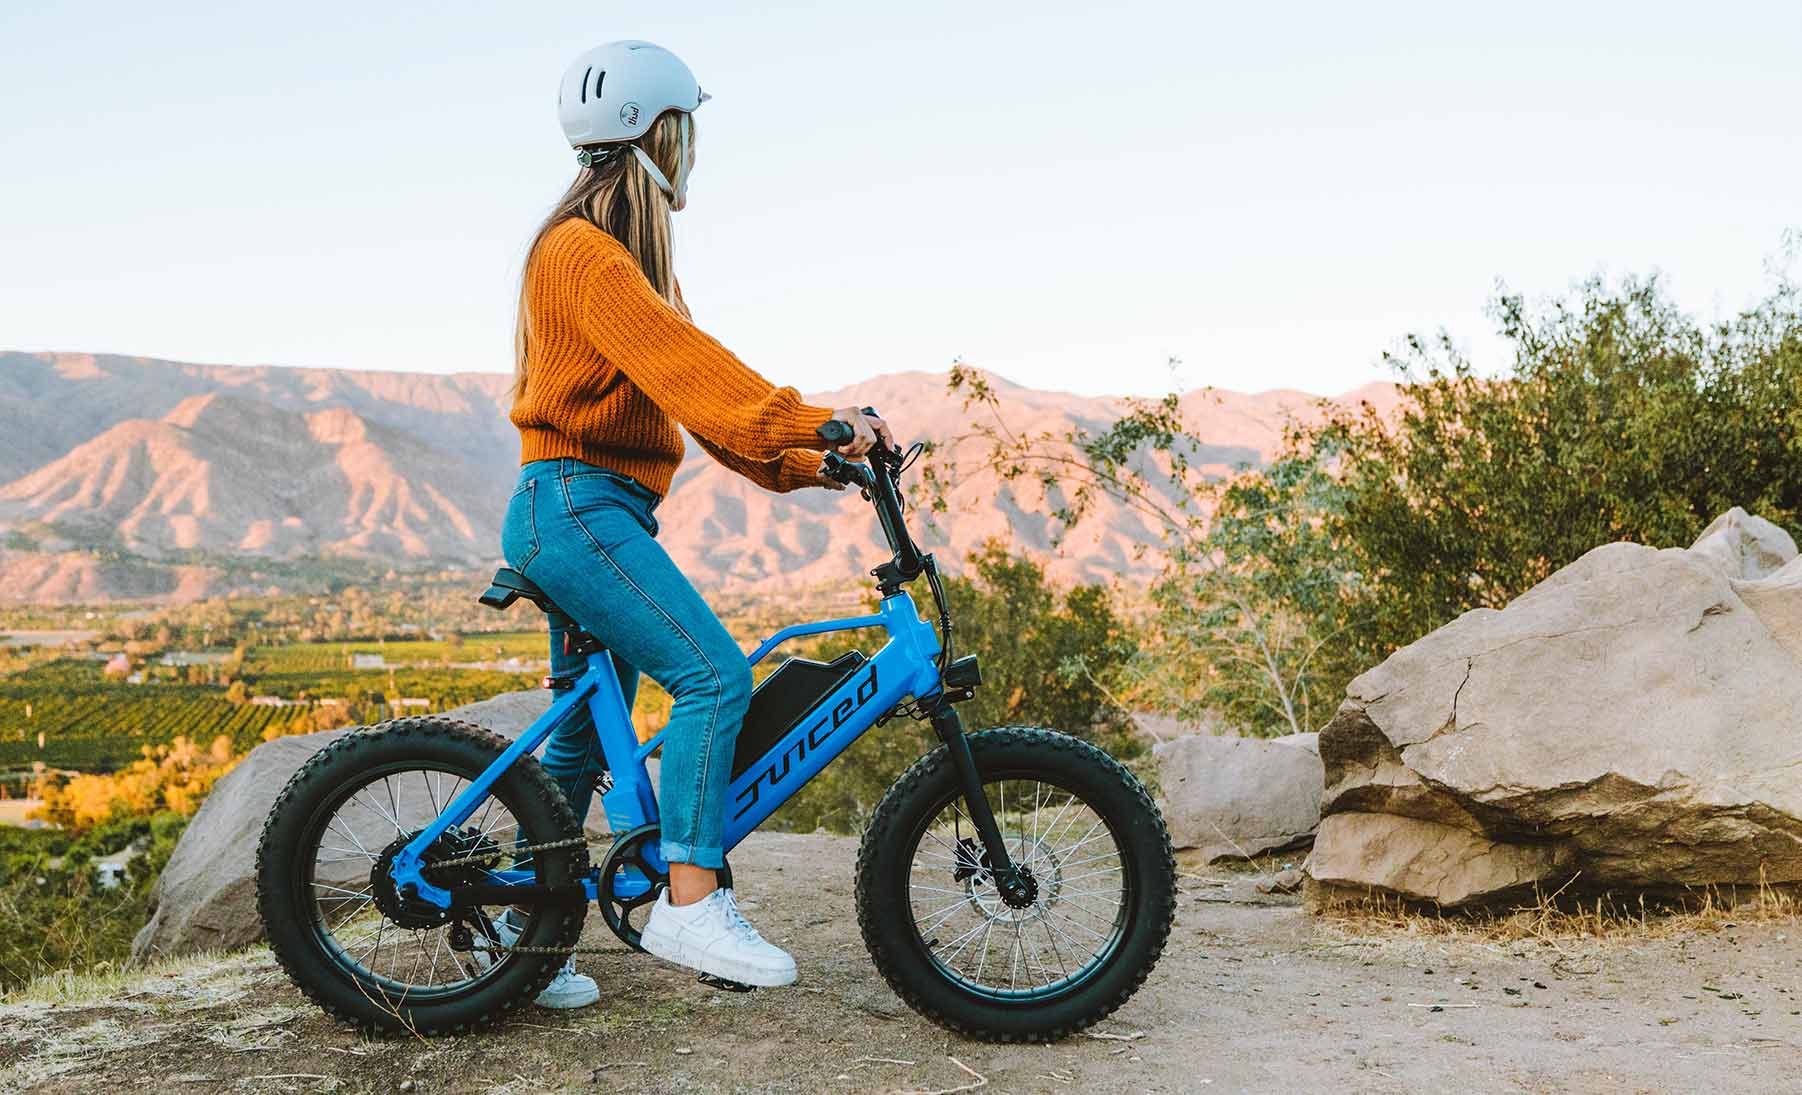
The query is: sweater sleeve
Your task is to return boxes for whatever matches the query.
[573,253,833,461]
[692,434,825,493]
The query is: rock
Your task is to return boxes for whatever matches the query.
[1256,866,1306,895]
[1155,731,1323,861]
[132,691,554,961]
[1310,509,1802,907]
[1131,710,1230,742]
[1309,814,1568,906]
[1685,506,1796,580]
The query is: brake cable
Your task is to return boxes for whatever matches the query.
[926,556,953,677]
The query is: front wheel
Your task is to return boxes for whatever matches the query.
[855,727,1176,1042]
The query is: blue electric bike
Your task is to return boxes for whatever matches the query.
[256,417,1175,1041]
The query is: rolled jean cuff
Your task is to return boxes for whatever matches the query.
[661,838,724,870]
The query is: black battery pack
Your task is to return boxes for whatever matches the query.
[732,650,868,779]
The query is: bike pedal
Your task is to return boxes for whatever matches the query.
[697,972,755,993]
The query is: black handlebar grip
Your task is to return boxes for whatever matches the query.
[817,419,854,447]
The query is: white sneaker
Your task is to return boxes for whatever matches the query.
[639,888,797,988]
[481,913,600,1009]
[530,960,602,1009]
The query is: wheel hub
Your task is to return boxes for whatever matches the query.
[368,827,501,930]
[956,836,1058,921]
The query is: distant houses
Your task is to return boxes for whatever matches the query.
[248,693,430,712]
[157,651,226,667]
[94,844,138,889]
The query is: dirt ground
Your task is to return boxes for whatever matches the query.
[3,831,1800,1094]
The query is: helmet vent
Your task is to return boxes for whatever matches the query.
[580,66,593,103]
[595,70,606,100]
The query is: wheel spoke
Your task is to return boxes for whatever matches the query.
[297,760,557,998]
[383,777,405,833]
[1058,865,1125,887]
[327,818,375,861]
[906,773,1126,998]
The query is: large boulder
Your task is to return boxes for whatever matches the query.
[133,690,556,961]
[1155,732,1323,861]
[1309,507,1802,907]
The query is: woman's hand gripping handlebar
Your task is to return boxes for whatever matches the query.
[817,406,895,489]
[818,406,893,458]
[817,406,894,491]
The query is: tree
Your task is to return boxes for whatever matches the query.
[940,543,1137,740]
[927,265,1802,736]
[928,363,1350,736]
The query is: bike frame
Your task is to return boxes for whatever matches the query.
[390,591,945,911]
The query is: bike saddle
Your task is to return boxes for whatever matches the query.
[478,567,557,613]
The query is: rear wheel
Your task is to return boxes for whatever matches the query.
[256,718,588,1035]
[855,727,1175,1042]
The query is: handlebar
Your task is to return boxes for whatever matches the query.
[813,408,956,681]
[814,407,925,589]
[816,418,855,448]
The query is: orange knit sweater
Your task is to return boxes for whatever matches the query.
[510,217,833,498]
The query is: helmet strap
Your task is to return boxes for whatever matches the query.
[625,112,691,207]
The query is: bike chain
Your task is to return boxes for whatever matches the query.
[419,834,588,872]
[419,835,615,957]
[389,827,758,988]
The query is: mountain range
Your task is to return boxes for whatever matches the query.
[0,351,1396,603]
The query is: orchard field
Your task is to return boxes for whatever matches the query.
[0,660,292,770]
[0,632,547,772]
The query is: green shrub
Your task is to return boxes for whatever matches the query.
[935,265,1802,736]
[0,812,189,991]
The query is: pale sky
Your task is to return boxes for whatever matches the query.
[2,1,1798,398]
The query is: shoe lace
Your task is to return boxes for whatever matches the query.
[716,889,764,946]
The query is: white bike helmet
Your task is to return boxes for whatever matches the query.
[558,41,708,205]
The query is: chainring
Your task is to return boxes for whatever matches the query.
[597,824,732,951]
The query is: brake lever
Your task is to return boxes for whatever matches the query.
[820,451,874,491]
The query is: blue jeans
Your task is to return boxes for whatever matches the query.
[500,458,752,869]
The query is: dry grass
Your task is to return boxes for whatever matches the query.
[0,947,295,1089]
[1312,868,1802,952]
[1,945,277,1008]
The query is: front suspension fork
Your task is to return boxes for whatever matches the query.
[930,707,1031,906]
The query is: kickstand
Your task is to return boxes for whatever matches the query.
[697,972,755,993]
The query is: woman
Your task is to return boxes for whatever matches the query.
[499,40,892,1008]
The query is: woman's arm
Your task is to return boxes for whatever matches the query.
[575,253,832,461]
[691,435,829,493]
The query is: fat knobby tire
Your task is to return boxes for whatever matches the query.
[255,717,588,1036]
[855,727,1177,1042]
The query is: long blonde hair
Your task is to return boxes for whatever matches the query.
[513,110,692,399]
